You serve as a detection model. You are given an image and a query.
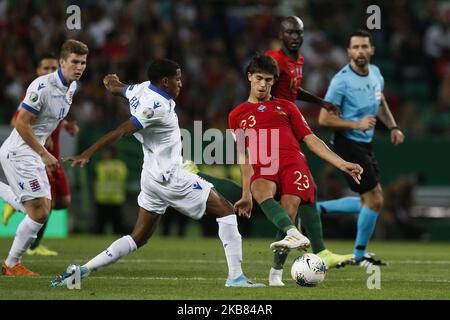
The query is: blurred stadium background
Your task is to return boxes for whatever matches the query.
[1,0,450,242]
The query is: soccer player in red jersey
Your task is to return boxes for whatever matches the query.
[229,55,363,285]
[263,16,354,284]
[3,53,79,256]
[265,16,339,113]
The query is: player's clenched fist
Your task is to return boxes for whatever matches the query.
[103,74,120,91]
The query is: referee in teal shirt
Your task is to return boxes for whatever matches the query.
[318,30,405,266]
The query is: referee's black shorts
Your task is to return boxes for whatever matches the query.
[331,133,380,194]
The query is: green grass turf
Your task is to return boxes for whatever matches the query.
[0,236,449,300]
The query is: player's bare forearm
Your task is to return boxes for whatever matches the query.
[303,134,345,169]
[238,150,252,197]
[303,134,363,184]
[235,150,253,218]
[298,88,339,114]
[297,88,325,105]
[66,120,138,167]
[377,94,397,129]
[103,74,127,97]
[83,121,136,158]
[318,108,359,130]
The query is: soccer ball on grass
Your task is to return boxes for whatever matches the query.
[291,253,326,286]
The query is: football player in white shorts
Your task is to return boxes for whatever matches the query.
[51,59,264,288]
[0,40,88,276]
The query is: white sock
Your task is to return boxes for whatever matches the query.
[0,181,26,213]
[286,227,302,238]
[5,215,43,267]
[83,235,137,271]
[216,214,243,280]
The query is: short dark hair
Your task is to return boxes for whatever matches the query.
[147,59,180,83]
[245,54,279,79]
[36,53,57,68]
[60,39,89,59]
[348,29,373,48]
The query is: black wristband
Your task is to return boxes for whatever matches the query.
[390,126,400,131]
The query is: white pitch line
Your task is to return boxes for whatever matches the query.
[21,259,450,265]
[5,276,450,284]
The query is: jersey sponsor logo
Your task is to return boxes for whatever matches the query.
[29,179,41,192]
[37,83,45,91]
[153,101,162,109]
[29,92,39,103]
[192,181,202,190]
[257,105,266,112]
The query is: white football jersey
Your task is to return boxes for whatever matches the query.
[124,82,182,182]
[2,69,76,154]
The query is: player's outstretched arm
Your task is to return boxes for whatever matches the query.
[64,119,138,168]
[103,74,127,97]
[297,87,340,115]
[303,134,363,184]
[318,108,376,131]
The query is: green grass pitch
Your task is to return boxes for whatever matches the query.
[1,236,449,300]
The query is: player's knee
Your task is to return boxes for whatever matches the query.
[24,199,51,222]
[373,195,384,211]
[252,190,273,204]
[367,192,383,211]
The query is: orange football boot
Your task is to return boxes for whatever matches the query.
[1,262,38,276]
